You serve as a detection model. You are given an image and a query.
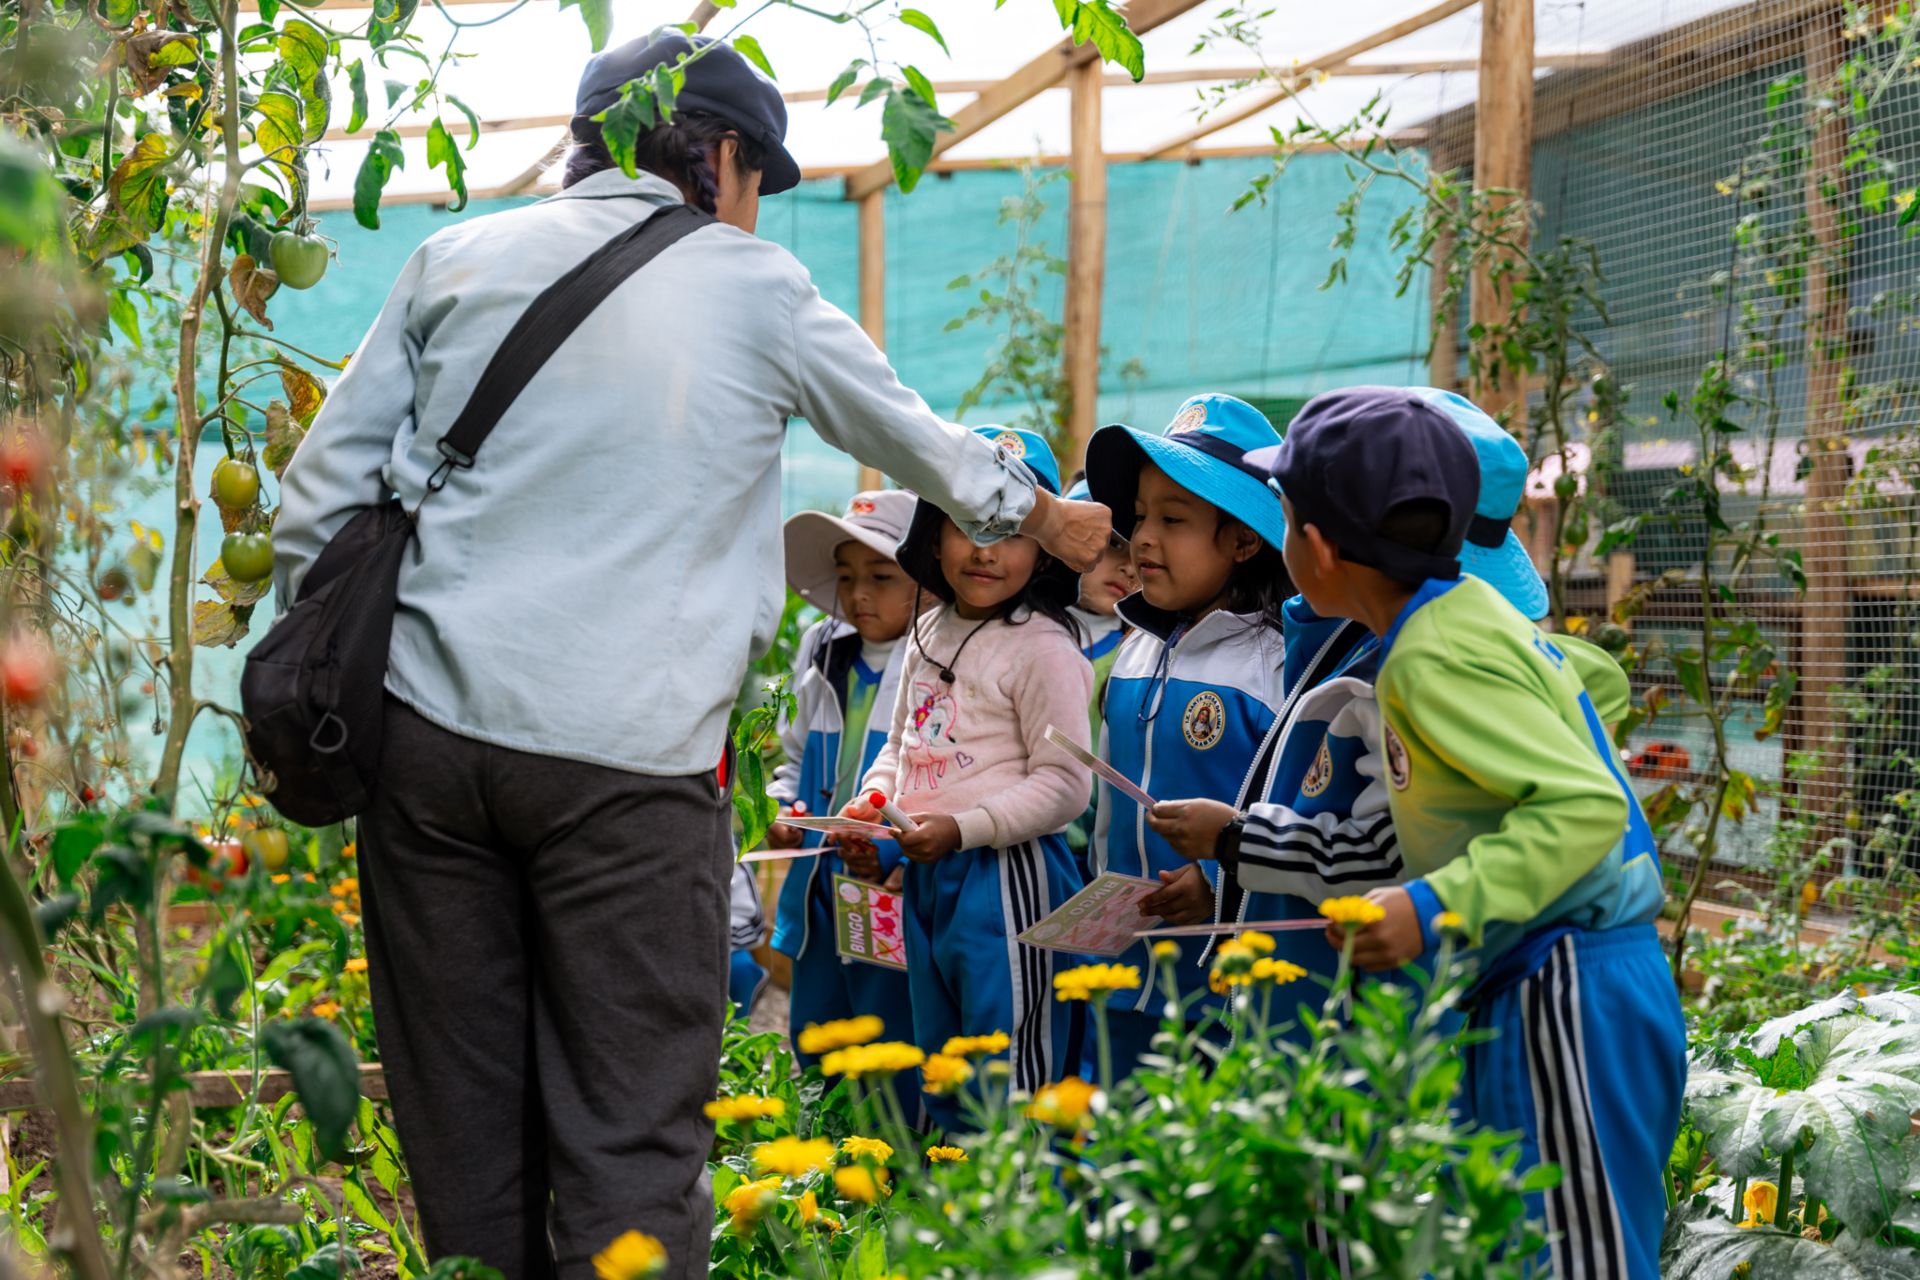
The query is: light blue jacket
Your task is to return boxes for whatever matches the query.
[272,169,1037,776]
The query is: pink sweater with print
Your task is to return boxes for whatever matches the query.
[860,606,1094,852]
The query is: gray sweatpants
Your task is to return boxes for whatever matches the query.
[358,697,730,1280]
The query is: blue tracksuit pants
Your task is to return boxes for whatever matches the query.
[1466,924,1685,1280]
[785,858,921,1121]
[904,833,1087,1131]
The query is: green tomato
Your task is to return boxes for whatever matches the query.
[211,457,261,512]
[222,532,275,583]
[245,827,291,872]
[270,230,330,290]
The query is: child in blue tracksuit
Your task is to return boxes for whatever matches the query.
[839,426,1095,1131]
[766,490,921,1081]
[1080,394,1302,1077]
[1064,475,1137,880]
[1234,385,1682,1280]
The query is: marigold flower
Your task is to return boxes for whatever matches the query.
[341,842,357,859]
[1740,1180,1779,1229]
[1236,929,1275,955]
[798,1016,884,1055]
[339,913,361,927]
[796,1191,839,1232]
[1319,896,1386,927]
[345,957,369,974]
[821,1041,925,1079]
[1150,939,1179,961]
[1027,1076,1099,1130]
[1434,911,1465,933]
[926,1145,967,1164]
[311,1001,340,1019]
[751,1136,835,1177]
[840,1135,893,1163]
[1052,963,1141,1002]
[941,1031,1010,1058]
[921,1053,973,1095]
[592,1230,667,1280]
[1250,957,1307,985]
[270,874,290,885]
[703,1095,786,1122]
[723,1176,781,1231]
[833,1164,889,1204]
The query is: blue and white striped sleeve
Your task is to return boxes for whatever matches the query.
[1234,698,1404,901]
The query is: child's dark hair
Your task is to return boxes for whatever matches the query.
[1006,553,1086,648]
[563,111,765,213]
[1216,515,1294,628]
[1377,498,1452,587]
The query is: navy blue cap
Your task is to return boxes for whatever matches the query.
[574,29,801,196]
[1243,387,1479,584]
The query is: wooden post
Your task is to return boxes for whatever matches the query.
[1605,551,1636,625]
[1064,58,1108,472]
[1799,7,1850,817]
[1428,220,1458,390]
[856,190,886,493]
[1469,0,1534,428]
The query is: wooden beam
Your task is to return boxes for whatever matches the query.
[0,1063,388,1113]
[1426,221,1458,391]
[842,0,1208,202]
[1141,0,1479,160]
[1797,6,1850,825]
[1468,0,1533,426]
[856,190,886,493]
[1064,58,1107,472]
[304,137,1427,214]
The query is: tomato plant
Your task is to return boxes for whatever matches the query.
[269,228,330,290]
[212,456,262,512]
[222,532,275,584]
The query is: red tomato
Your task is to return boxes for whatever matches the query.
[1,635,58,706]
[0,432,49,490]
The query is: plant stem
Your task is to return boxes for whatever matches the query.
[1092,1002,1112,1093]
[1775,1143,1795,1231]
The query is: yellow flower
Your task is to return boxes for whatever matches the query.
[1800,880,1819,911]
[1150,939,1179,961]
[592,1231,668,1280]
[1434,911,1465,933]
[1027,1076,1099,1130]
[840,1135,893,1163]
[798,1016,884,1055]
[821,1041,925,1080]
[345,957,368,974]
[1236,929,1275,955]
[1053,963,1141,1002]
[339,913,361,927]
[723,1176,781,1231]
[1250,957,1307,985]
[833,1164,890,1204]
[941,1031,1009,1058]
[1740,1180,1779,1228]
[1320,896,1386,927]
[796,1191,840,1232]
[270,874,290,885]
[311,1001,340,1019]
[751,1136,835,1178]
[341,841,357,859]
[921,1053,974,1095]
[703,1095,786,1122]
[926,1145,967,1163]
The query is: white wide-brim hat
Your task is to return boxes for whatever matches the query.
[783,488,918,612]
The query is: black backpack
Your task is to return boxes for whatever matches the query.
[241,202,712,826]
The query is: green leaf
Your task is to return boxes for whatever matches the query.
[881,84,946,194]
[369,0,419,49]
[225,1225,299,1280]
[352,129,405,230]
[560,0,612,51]
[263,1019,362,1162]
[287,1243,363,1280]
[203,937,248,1018]
[345,60,367,135]
[51,813,107,885]
[825,60,865,107]
[899,8,949,54]
[1674,653,1711,707]
[733,35,776,81]
[277,20,333,143]
[253,90,307,206]
[1863,177,1891,214]
[1686,1066,1775,1178]
[94,132,172,257]
[902,65,940,115]
[1664,1215,1920,1279]
[447,93,482,149]
[149,38,200,68]
[857,76,892,108]
[426,117,467,212]
[1066,0,1144,81]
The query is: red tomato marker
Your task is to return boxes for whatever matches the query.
[868,791,918,832]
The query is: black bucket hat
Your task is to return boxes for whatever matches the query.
[895,425,1082,611]
[574,28,802,196]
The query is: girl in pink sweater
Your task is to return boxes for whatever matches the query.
[840,426,1095,1129]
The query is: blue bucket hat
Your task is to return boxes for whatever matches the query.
[1409,388,1549,620]
[1083,394,1288,552]
[894,426,1079,608]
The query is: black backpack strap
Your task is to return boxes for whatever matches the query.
[424,201,714,489]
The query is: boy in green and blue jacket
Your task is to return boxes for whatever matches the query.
[1234,386,1685,1280]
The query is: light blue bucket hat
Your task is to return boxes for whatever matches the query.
[1083,394,1288,552]
[1410,387,1549,620]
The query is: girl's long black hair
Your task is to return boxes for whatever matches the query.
[1218,517,1293,631]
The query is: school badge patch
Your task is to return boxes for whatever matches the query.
[849,497,876,515]
[992,430,1027,458]
[1383,724,1411,791]
[1181,690,1226,750]
[1170,404,1208,434]
[1302,736,1334,798]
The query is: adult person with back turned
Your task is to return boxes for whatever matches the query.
[271,29,1112,1280]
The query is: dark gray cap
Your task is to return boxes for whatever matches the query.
[573,28,801,196]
